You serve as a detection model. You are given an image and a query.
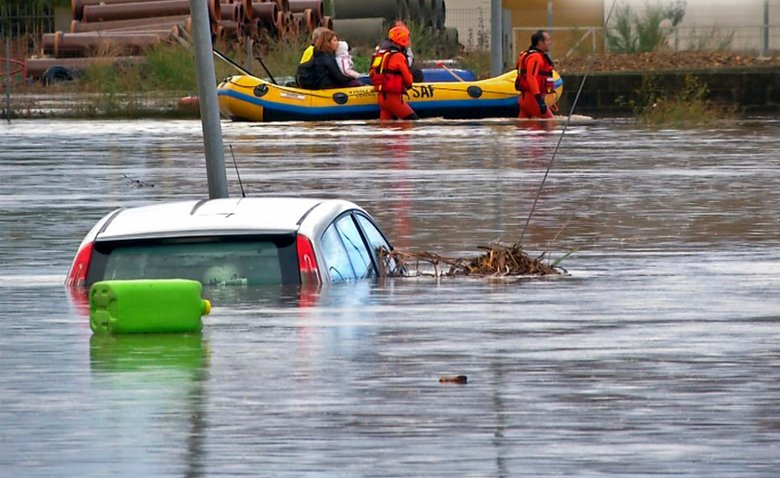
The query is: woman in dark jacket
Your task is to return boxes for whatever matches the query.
[311,29,354,89]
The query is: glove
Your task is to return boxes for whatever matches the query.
[535,94,548,115]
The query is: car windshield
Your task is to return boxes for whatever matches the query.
[87,235,299,286]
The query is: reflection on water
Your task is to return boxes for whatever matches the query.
[1,118,780,476]
[89,333,208,373]
[89,334,208,477]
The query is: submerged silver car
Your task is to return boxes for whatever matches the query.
[65,197,393,288]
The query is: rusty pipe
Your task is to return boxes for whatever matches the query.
[291,10,316,34]
[72,0,166,21]
[83,1,189,22]
[220,3,244,23]
[270,0,289,14]
[218,20,238,39]
[289,1,322,18]
[236,0,253,20]
[70,15,189,32]
[274,10,286,32]
[251,2,277,26]
[284,11,299,37]
[42,31,166,57]
[82,0,220,24]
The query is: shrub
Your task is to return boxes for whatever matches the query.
[622,74,738,127]
[606,1,687,53]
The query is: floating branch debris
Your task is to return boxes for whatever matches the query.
[379,242,564,278]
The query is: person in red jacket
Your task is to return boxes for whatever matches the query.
[369,25,418,120]
[515,30,555,120]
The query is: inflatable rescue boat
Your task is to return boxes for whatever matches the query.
[216,70,563,122]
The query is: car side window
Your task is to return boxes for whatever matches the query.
[356,214,392,266]
[320,223,356,282]
[335,215,375,279]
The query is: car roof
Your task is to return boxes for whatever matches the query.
[94,197,358,241]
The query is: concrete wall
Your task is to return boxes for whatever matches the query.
[560,67,780,115]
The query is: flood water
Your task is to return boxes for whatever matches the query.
[2,117,780,476]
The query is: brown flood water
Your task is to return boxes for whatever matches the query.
[1,117,779,476]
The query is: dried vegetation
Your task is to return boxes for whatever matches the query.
[557,51,780,74]
[379,242,563,279]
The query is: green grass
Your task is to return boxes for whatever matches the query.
[18,26,488,116]
[78,45,198,94]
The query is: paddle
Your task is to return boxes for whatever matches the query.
[212,47,278,85]
[254,53,278,86]
[212,47,252,76]
[436,61,465,82]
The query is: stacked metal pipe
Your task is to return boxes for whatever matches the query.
[29,0,457,80]
[38,0,327,60]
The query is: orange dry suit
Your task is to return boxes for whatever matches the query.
[515,48,555,119]
[369,47,418,120]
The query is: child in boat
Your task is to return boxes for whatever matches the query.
[308,29,358,89]
[335,41,363,86]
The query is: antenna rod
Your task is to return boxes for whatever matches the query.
[189,0,228,199]
[5,30,11,124]
[518,0,620,245]
[229,145,246,198]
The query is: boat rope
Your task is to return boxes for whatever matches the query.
[225,76,367,101]
[225,75,519,104]
[517,0,619,246]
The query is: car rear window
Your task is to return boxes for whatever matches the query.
[86,235,299,286]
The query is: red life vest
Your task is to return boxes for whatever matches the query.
[515,49,555,94]
[369,49,405,94]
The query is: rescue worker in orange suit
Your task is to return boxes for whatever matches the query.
[515,30,555,120]
[369,25,418,121]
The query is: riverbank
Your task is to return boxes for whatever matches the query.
[1,91,197,119]
[3,51,779,119]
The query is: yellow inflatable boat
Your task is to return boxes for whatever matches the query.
[217,71,563,122]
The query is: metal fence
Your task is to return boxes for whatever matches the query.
[1,2,54,38]
[1,2,55,59]
[445,7,491,51]
[446,7,779,56]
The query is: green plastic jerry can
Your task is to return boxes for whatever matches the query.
[89,279,211,335]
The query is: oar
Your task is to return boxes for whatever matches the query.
[254,54,278,85]
[436,61,465,82]
[212,47,253,76]
[212,47,278,85]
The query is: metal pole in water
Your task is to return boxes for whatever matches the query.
[547,0,553,57]
[189,0,228,199]
[490,0,502,76]
[4,30,11,124]
[762,0,769,57]
[502,8,512,71]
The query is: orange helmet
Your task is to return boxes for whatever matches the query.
[388,25,410,48]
